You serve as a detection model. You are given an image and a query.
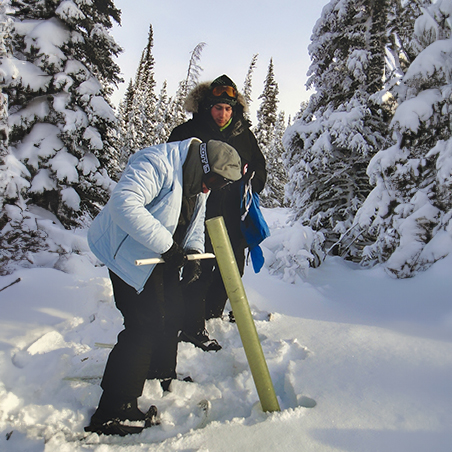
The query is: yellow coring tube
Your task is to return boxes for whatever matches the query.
[206,216,280,412]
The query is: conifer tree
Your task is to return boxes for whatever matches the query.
[255,58,279,148]
[168,42,206,129]
[283,0,391,262]
[130,24,157,150]
[242,53,258,122]
[153,80,172,144]
[0,1,11,152]
[0,0,48,273]
[293,100,308,122]
[118,24,158,166]
[0,0,122,273]
[1,0,30,205]
[387,0,431,75]
[375,1,432,117]
[354,0,452,277]
[260,111,288,207]
[117,78,135,168]
[254,59,286,207]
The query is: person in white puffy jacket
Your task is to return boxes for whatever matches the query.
[85,138,241,436]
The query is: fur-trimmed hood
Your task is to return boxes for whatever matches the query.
[184,81,249,114]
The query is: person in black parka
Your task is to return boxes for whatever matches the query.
[168,74,267,348]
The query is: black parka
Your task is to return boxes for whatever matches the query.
[168,83,267,249]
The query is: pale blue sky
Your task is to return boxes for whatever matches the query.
[110,0,330,121]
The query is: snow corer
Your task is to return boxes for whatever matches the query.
[135,253,215,266]
[206,216,280,413]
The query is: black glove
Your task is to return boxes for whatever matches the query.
[161,242,186,270]
[181,250,202,286]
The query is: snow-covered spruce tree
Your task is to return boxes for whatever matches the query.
[168,42,206,130]
[242,53,258,123]
[118,24,158,166]
[293,100,308,123]
[0,1,12,150]
[0,0,122,274]
[117,78,135,168]
[283,0,392,262]
[254,58,279,149]
[0,1,22,204]
[254,58,287,207]
[376,0,432,119]
[354,0,452,277]
[153,80,172,144]
[387,0,432,75]
[0,0,46,274]
[129,24,157,150]
[260,110,288,207]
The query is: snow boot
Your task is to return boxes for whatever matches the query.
[84,396,159,436]
[179,330,222,352]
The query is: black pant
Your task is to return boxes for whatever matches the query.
[100,265,184,403]
[182,243,246,334]
[204,246,245,319]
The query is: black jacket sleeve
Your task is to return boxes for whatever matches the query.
[245,131,266,194]
[167,124,188,143]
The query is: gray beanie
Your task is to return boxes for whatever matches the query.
[205,140,242,181]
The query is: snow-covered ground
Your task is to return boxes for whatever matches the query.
[1,208,451,451]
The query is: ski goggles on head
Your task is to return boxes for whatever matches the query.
[203,172,234,191]
[211,85,238,98]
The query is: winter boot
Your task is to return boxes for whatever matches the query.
[85,394,159,436]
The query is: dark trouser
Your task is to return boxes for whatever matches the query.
[204,245,245,319]
[100,265,184,403]
[182,243,246,334]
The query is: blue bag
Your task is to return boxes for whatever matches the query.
[240,176,270,273]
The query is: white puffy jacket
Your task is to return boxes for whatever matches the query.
[88,138,207,292]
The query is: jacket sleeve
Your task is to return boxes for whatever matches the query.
[167,128,180,143]
[168,123,189,143]
[247,131,267,194]
[109,155,174,255]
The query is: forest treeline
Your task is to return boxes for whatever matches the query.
[1,0,451,279]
